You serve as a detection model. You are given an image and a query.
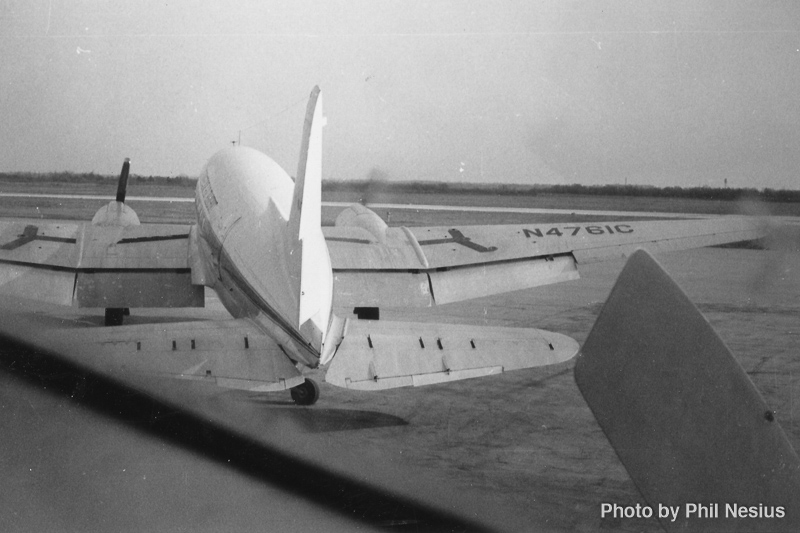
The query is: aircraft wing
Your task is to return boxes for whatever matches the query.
[326,319,578,390]
[326,216,764,307]
[0,219,203,308]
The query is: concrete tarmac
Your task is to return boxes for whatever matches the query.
[0,201,797,532]
[10,191,800,222]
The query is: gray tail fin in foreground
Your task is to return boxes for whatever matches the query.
[575,249,800,532]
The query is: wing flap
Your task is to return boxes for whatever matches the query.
[0,264,75,305]
[0,219,202,308]
[333,255,579,308]
[75,271,204,308]
[428,254,579,305]
[332,271,433,308]
[326,319,578,391]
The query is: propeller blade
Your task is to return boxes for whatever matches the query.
[115,158,131,203]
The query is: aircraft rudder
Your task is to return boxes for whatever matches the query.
[288,85,325,242]
[286,86,333,348]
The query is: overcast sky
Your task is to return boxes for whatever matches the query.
[1,1,798,188]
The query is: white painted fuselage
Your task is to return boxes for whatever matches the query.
[193,146,333,368]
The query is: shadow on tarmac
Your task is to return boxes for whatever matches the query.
[0,337,483,532]
[240,395,409,433]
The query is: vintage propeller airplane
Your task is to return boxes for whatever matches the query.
[0,86,765,406]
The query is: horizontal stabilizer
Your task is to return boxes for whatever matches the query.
[63,319,303,391]
[0,297,303,392]
[55,319,304,392]
[576,250,800,532]
[326,320,578,390]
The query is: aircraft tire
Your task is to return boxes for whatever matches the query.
[290,378,320,406]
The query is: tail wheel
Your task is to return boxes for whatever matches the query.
[290,378,320,406]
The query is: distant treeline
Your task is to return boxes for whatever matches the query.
[0,171,196,187]
[324,180,800,203]
[2,171,798,202]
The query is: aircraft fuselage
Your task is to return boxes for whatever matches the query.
[193,147,332,368]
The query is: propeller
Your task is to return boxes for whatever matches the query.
[736,197,800,307]
[91,157,139,227]
[360,166,390,206]
[115,158,131,203]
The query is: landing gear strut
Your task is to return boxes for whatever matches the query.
[105,308,126,326]
[291,378,320,406]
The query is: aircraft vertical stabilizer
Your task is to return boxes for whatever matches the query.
[286,86,332,348]
[289,86,325,242]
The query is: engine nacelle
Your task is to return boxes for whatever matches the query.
[92,201,140,226]
[334,204,388,244]
[92,158,140,227]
